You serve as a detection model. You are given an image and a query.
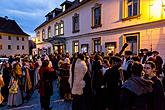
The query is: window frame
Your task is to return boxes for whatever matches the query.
[48,26,51,38]
[59,20,64,35]
[91,3,102,29]
[42,29,45,40]
[92,37,101,52]
[17,45,19,50]
[72,40,79,54]
[8,36,11,40]
[22,37,24,41]
[22,45,24,50]
[122,0,140,20]
[72,13,80,33]
[8,45,11,50]
[123,32,140,55]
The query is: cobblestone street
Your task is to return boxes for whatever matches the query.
[0,81,72,110]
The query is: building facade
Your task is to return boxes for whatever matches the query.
[0,17,29,56]
[35,0,165,59]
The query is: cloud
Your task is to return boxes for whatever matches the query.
[0,0,70,37]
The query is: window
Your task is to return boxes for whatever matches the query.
[0,44,2,50]
[105,42,116,55]
[60,21,64,35]
[81,44,88,53]
[48,26,51,38]
[0,35,2,39]
[92,3,102,29]
[22,45,24,50]
[72,13,79,33]
[42,29,45,40]
[124,33,140,55]
[123,0,140,19]
[22,37,24,41]
[73,41,79,53]
[8,45,11,50]
[55,23,59,36]
[62,5,66,12]
[79,0,83,2]
[37,31,40,42]
[17,37,19,40]
[8,36,11,40]
[17,45,19,50]
[93,38,101,52]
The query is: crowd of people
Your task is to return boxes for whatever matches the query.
[0,47,165,110]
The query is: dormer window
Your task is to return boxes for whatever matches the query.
[62,5,66,12]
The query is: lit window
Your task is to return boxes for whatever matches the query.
[79,0,83,2]
[73,41,79,53]
[48,26,51,38]
[60,21,64,35]
[62,5,65,12]
[55,24,59,36]
[42,29,45,40]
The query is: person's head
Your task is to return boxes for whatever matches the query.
[144,61,156,77]
[132,62,143,76]
[102,59,110,68]
[152,51,159,57]
[77,53,85,60]
[142,48,148,54]
[124,51,132,58]
[42,60,49,67]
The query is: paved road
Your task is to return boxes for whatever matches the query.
[0,81,72,110]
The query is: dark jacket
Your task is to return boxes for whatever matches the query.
[148,76,165,110]
[120,76,153,110]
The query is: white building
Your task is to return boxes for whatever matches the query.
[0,17,29,56]
[35,0,165,59]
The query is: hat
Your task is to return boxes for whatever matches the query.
[125,51,132,55]
[110,56,122,62]
[143,48,148,51]
[152,51,159,54]
[64,58,70,64]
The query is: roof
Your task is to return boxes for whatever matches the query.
[60,0,73,6]
[35,0,91,31]
[0,17,29,36]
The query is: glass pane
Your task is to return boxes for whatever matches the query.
[133,2,138,15]
[128,5,132,17]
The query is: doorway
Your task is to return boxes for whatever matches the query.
[54,45,64,54]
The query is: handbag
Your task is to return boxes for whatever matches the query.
[9,80,18,94]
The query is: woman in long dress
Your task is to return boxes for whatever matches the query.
[7,63,22,107]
